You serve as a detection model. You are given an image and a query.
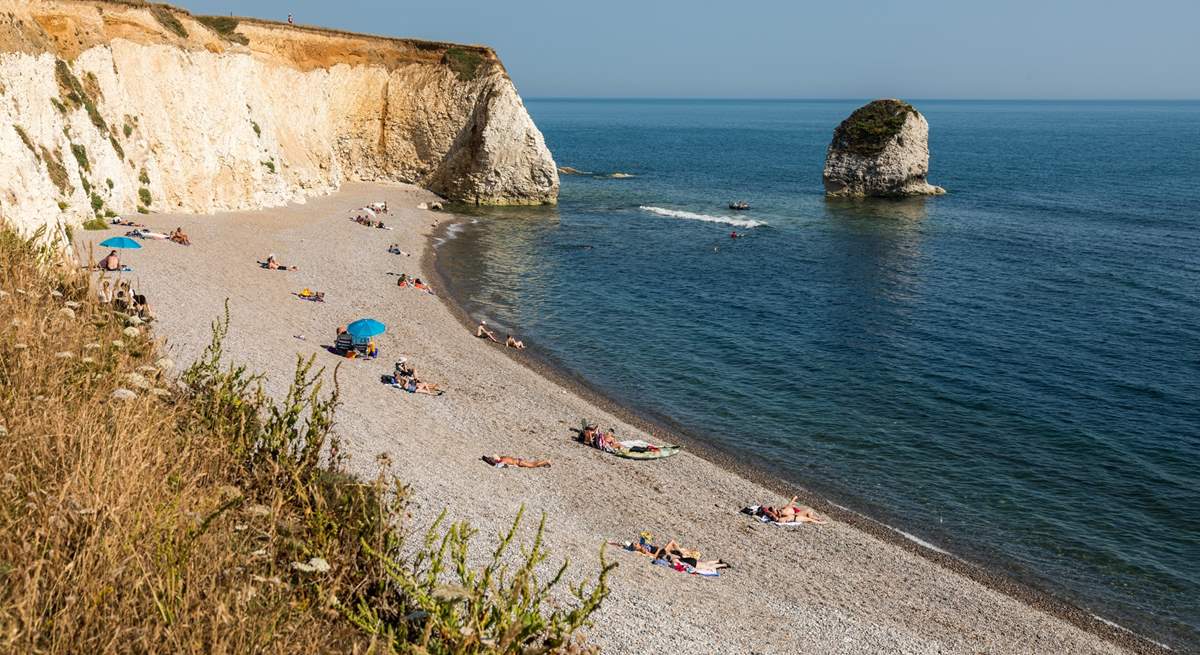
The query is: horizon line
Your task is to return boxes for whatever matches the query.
[525,96,1200,102]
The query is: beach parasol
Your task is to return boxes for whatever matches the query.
[99,236,142,249]
[346,318,386,338]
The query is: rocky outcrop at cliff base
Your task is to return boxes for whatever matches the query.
[823,99,944,198]
[0,0,557,240]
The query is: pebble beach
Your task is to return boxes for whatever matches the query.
[95,182,1148,655]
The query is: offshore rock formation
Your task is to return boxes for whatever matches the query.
[823,99,944,198]
[0,0,557,239]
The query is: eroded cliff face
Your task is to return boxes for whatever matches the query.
[823,99,944,198]
[0,0,558,239]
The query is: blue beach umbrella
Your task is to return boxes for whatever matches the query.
[346,318,386,338]
[99,236,142,249]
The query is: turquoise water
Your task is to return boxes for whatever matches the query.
[436,99,1200,648]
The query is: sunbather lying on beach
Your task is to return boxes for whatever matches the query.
[755,497,826,524]
[110,218,145,227]
[399,377,442,395]
[482,455,551,468]
[412,278,432,293]
[295,289,325,302]
[623,532,730,573]
[169,227,191,246]
[126,228,169,240]
[261,254,298,271]
[476,320,499,342]
[388,244,411,256]
[506,334,526,350]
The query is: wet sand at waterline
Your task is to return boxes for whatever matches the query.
[83,182,1138,654]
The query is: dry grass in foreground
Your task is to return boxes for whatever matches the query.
[0,227,611,653]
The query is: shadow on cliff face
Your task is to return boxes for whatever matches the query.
[823,196,929,223]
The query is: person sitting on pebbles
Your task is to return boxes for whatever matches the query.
[263,254,298,271]
[169,226,191,246]
[505,334,526,350]
[476,320,499,343]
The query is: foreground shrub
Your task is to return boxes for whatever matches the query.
[0,227,609,653]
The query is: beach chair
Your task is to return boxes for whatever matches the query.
[334,332,353,355]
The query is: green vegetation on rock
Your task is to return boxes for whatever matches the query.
[138,168,150,185]
[12,125,38,159]
[138,187,152,207]
[261,160,275,174]
[150,6,189,39]
[70,144,89,173]
[81,217,108,230]
[55,59,108,134]
[831,99,917,157]
[444,47,484,82]
[197,16,249,45]
[41,147,72,196]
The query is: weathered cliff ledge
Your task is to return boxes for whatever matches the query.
[823,99,944,198]
[0,0,558,239]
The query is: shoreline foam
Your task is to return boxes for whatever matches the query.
[116,182,1163,654]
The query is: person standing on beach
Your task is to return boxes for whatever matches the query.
[287,13,294,26]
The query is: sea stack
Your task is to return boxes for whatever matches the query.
[823,99,945,198]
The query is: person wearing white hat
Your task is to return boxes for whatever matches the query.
[475,319,498,343]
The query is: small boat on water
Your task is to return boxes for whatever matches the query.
[728,201,750,211]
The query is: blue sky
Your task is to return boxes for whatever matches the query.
[172,0,1199,99]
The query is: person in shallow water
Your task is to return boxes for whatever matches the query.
[505,334,526,349]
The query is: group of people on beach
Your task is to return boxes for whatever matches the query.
[122,225,190,246]
[97,278,153,319]
[396,273,433,293]
[476,320,525,349]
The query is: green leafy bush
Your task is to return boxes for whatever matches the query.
[90,193,103,212]
[138,187,152,207]
[81,217,108,230]
[138,168,150,185]
[261,160,276,174]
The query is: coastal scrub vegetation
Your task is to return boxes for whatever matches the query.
[197,15,250,46]
[0,227,611,653]
[54,59,108,135]
[81,217,108,230]
[138,187,152,206]
[444,47,484,81]
[832,99,917,157]
[150,6,189,39]
[12,125,38,160]
[39,146,72,196]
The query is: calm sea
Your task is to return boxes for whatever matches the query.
[435,99,1200,649]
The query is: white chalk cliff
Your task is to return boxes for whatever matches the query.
[823,99,944,198]
[0,0,558,240]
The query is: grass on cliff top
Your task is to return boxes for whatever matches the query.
[832,99,918,157]
[0,226,611,653]
[444,47,484,81]
[197,15,250,45]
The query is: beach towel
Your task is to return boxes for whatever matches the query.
[652,558,721,577]
[742,505,806,527]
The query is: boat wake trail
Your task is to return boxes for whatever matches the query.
[639,206,765,228]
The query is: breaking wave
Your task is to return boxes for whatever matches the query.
[638,206,765,228]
